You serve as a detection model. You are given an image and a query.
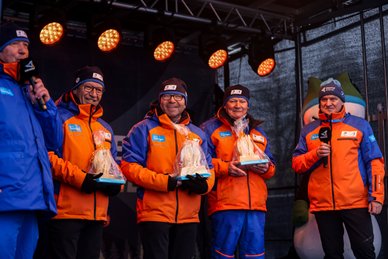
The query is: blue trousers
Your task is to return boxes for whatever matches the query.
[211,210,266,259]
[0,211,38,259]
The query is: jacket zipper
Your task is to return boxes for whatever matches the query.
[328,116,335,210]
[247,172,252,209]
[88,106,97,220]
[174,129,179,223]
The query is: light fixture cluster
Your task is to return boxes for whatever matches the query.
[37,10,122,52]
[36,14,276,75]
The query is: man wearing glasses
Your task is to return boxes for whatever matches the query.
[121,77,214,259]
[47,66,121,259]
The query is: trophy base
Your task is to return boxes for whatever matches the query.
[239,159,269,166]
[95,178,126,184]
[176,165,211,180]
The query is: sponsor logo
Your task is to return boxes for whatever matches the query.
[16,30,27,38]
[164,84,177,91]
[340,131,357,137]
[152,134,165,142]
[68,124,82,132]
[0,87,14,96]
[219,131,232,137]
[23,60,35,73]
[369,135,376,143]
[231,89,242,95]
[104,132,112,141]
[252,134,265,143]
[93,72,103,81]
[311,134,319,140]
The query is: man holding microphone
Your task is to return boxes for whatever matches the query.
[0,22,61,259]
[292,78,385,259]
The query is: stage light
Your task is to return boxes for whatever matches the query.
[39,22,64,45]
[97,28,121,52]
[154,40,175,61]
[92,18,122,52]
[145,27,175,62]
[199,35,228,69]
[248,35,276,77]
[36,9,66,45]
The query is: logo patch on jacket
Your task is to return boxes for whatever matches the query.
[152,134,165,142]
[340,131,357,137]
[311,134,319,140]
[68,124,82,132]
[219,131,232,137]
[0,87,13,96]
[104,132,112,141]
[252,134,265,143]
[369,135,376,143]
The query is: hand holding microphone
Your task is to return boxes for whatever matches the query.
[318,127,331,168]
[20,58,49,110]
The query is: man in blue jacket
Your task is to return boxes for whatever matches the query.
[0,22,61,259]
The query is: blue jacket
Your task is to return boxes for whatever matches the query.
[0,63,60,217]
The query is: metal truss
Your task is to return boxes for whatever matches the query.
[112,0,295,39]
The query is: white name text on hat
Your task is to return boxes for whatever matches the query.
[231,89,242,95]
[92,72,103,81]
[16,30,27,38]
[164,84,177,91]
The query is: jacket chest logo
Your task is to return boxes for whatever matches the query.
[104,132,112,141]
[252,134,264,143]
[152,134,166,142]
[0,87,13,96]
[340,131,357,137]
[219,131,232,137]
[311,134,319,140]
[68,124,82,132]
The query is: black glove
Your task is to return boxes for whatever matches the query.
[167,176,178,191]
[99,184,122,196]
[81,173,103,194]
[181,173,208,195]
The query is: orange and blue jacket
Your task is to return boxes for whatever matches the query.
[121,107,214,223]
[200,108,276,216]
[48,92,117,221]
[292,108,385,212]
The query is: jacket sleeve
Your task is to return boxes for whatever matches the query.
[255,128,276,179]
[211,158,229,177]
[200,133,215,194]
[200,122,230,178]
[120,124,169,192]
[361,124,385,204]
[292,131,320,174]
[48,151,86,189]
[33,99,63,152]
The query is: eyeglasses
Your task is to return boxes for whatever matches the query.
[83,85,105,95]
[161,94,184,101]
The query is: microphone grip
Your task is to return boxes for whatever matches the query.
[29,76,47,111]
[322,157,328,168]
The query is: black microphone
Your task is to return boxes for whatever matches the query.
[20,58,47,110]
[318,127,331,168]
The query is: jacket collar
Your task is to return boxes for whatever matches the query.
[319,106,346,125]
[152,106,191,130]
[57,91,103,121]
[0,62,20,81]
